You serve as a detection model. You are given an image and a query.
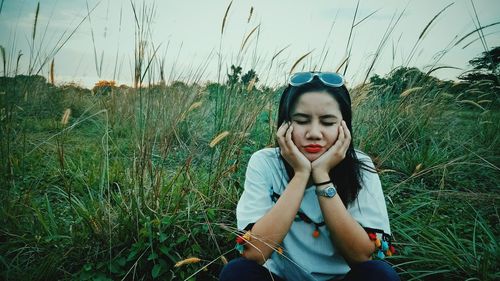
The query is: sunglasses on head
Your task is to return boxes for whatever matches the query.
[289,72,344,87]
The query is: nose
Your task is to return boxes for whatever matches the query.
[306,122,322,140]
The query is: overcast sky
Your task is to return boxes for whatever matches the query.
[1,0,499,88]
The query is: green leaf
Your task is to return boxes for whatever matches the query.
[161,216,171,225]
[109,262,121,274]
[116,256,126,267]
[127,249,138,261]
[151,264,162,279]
[176,235,188,245]
[159,245,170,255]
[148,251,158,261]
[159,232,168,242]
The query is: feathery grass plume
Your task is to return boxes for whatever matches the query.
[28,2,40,74]
[419,3,454,41]
[247,77,256,92]
[241,24,260,51]
[221,1,233,35]
[209,131,230,148]
[400,87,423,98]
[269,44,290,70]
[61,108,71,126]
[220,255,228,265]
[412,163,423,176]
[32,2,40,43]
[188,101,202,112]
[0,45,5,76]
[247,6,253,23]
[174,257,201,267]
[61,110,72,126]
[289,50,313,74]
[50,58,55,85]
[457,100,485,110]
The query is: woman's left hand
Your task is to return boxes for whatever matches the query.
[311,120,351,179]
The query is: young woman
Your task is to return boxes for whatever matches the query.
[219,72,399,281]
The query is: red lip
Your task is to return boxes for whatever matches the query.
[304,144,322,153]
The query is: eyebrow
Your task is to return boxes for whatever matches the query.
[292,113,339,119]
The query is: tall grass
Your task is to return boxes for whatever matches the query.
[0,1,499,281]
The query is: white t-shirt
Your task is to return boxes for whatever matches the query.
[236,147,391,281]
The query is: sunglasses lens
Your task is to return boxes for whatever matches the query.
[319,73,343,86]
[289,72,313,86]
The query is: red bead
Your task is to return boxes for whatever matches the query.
[368,233,377,240]
[389,245,396,254]
[312,230,320,238]
[235,236,244,244]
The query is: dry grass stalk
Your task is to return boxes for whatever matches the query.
[174,257,201,267]
[209,131,230,148]
[241,24,260,51]
[61,108,71,126]
[290,50,313,74]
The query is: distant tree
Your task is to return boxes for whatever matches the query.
[459,46,500,86]
[227,65,242,85]
[92,80,116,95]
[241,69,259,86]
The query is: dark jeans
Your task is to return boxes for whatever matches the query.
[219,257,400,281]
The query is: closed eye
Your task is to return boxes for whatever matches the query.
[293,120,308,125]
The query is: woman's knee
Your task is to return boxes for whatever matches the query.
[219,257,276,281]
[345,260,400,281]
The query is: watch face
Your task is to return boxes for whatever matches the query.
[326,187,336,197]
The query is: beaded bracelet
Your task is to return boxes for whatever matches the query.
[367,232,396,259]
[235,231,252,254]
[235,231,283,255]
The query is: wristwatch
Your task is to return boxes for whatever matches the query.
[315,183,337,198]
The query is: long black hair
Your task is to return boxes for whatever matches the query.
[277,76,372,207]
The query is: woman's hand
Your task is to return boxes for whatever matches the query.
[311,120,351,181]
[277,122,311,176]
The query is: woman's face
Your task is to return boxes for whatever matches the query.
[290,91,343,162]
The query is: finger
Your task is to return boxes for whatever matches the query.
[339,122,350,151]
[343,120,352,143]
[285,123,294,146]
[276,122,289,141]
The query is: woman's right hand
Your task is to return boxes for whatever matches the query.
[277,122,311,176]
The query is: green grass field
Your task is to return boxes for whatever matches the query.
[1,1,499,279]
[0,65,498,280]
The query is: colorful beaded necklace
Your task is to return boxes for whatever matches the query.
[271,192,325,238]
